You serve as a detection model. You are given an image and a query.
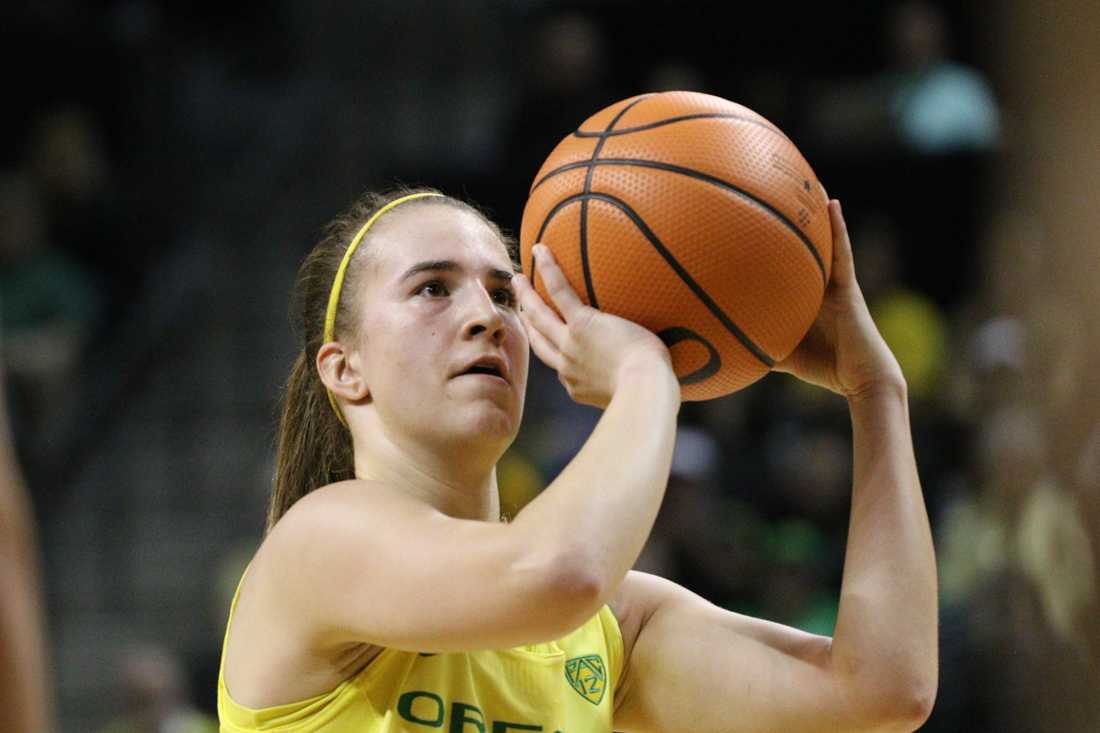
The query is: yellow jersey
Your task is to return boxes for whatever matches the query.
[218,572,625,732]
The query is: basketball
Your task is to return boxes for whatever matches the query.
[519,91,833,400]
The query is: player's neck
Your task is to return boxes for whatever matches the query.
[351,430,503,523]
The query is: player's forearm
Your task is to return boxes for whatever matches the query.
[515,362,680,602]
[830,381,938,727]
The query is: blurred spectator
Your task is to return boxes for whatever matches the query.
[636,425,759,609]
[0,171,103,464]
[853,213,949,403]
[939,404,1095,642]
[965,289,1092,469]
[27,107,111,209]
[813,1,999,155]
[765,421,850,525]
[98,643,216,733]
[949,312,1027,423]
[499,10,613,226]
[885,1,999,154]
[953,211,1044,417]
[754,414,848,634]
[758,518,837,635]
[1016,478,1096,647]
[527,11,608,116]
[969,315,1025,375]
[936,403,1098,730]
[25,107,127,301]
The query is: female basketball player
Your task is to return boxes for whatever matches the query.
[218,188,937,732]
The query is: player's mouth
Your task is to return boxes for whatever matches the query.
[451,355,510,385]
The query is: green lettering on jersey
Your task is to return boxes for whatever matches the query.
[450,702,486,733]
[491,722,542,733]
[398,691,445,727]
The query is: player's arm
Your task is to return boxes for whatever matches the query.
[253,245,680,654]
[613,540,934,733]
[612,201,936,732]
[613,385,935,732]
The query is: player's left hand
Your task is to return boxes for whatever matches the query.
[772,200,905,400]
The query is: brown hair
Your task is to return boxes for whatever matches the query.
[267,186,515,532]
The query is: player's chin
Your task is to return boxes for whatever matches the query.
[457,400,523,442]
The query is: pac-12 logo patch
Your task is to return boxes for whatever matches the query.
[564,655,606,705]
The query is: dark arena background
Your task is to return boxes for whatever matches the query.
[2,1,1098,730]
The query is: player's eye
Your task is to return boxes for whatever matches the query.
[492,287,516,308]
[416,280,449,298]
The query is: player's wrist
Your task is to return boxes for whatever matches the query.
[615,353,681,403]
[846,374,907,408]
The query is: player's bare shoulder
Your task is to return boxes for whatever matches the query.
[273,478,413,530]
[224,481,396,708]
[248,480,414,625]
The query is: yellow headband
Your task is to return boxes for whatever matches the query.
[323,191,445,425]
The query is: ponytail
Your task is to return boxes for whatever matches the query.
[268,350,353,532]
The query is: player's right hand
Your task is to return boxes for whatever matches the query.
[513,244,673,409]
[773,200,905,400]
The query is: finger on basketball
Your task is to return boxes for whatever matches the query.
[524,319,564,372]
[828,200,855,288]
[533,244,584,322]
[514,273,567,347]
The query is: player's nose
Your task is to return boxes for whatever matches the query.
[461,282,505,342]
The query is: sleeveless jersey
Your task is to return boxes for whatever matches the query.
[218,570,625,732]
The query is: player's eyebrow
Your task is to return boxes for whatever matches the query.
[399,260,513,283]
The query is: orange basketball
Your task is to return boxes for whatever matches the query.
[519,91,833,400]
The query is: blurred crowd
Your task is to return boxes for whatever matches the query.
[2,1,1097,731]
[1,113,107,481]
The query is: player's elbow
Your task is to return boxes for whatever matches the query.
[547,550,605,617]
[875,686,936,732]
[903,687,937,731]
[554,562,604,613]
[834,648,937,731]
[881,656,938,729]
[851,675,937,732]
[518,542,605,638]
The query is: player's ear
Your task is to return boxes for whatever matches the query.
[316,341,370,403]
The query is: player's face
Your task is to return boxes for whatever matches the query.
[350,204,529,449]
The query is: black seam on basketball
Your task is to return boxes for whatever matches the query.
[531,158,826,285]
[579,95,653,308]
[528,197,588,290]
[657,327,722,385]
[534,191,775,368]
[573,112,788,142]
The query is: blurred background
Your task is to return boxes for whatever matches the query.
[1,0,1097,731]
